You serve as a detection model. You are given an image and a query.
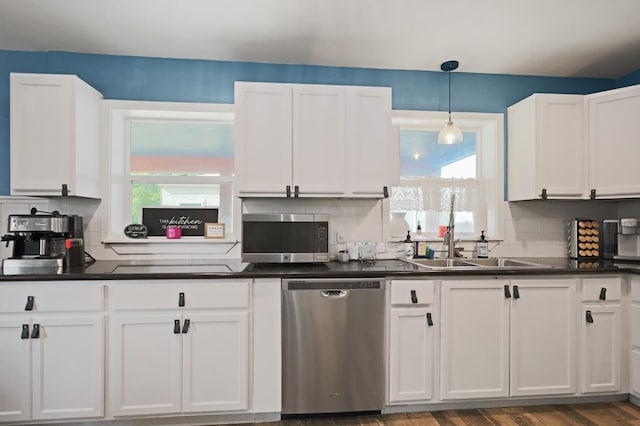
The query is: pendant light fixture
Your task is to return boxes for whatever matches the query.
[438,60,463,145]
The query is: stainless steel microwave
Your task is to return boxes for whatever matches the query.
[241,213,329,263]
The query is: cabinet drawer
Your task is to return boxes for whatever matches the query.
[109,280,250,310]
[390,280,435,306]
[0,283,104,312]
[582,277,621,302]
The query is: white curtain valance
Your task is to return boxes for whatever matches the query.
[391,177,480,212]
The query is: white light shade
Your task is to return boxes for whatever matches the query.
[438,121,463,145]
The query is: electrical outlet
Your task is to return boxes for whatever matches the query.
[336,232,346,243]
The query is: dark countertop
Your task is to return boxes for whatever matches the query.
[0,257,638,282]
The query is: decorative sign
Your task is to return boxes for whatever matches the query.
[124,224,148,239]
[142,207,218,237]
[205,223,225,239]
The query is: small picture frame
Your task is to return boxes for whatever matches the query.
[205,223,225,239]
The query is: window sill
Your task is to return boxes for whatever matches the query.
[102,237,239,255]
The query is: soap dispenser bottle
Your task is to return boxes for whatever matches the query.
[476,231,489,258]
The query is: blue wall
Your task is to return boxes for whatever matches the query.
[617,68,640,88]
[0,50,621,195]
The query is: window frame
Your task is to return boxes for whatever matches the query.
[102,100,238,250]
[391,110,504,240]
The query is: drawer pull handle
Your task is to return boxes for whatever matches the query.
[426,312,434,327]
[178,292,185,307]
[21,324,29,339]
[410,290,418,304]
[31,324,40,339]
[286,186,291,197]
[586,310,594,323]
[383,186,389,198]
[599,287,607,301]
[174,319,181,334]
[294,185,299,198]
[513,285,520,299]
[504,285,511,299]
[25,296,34,311]
[182,319,191,334]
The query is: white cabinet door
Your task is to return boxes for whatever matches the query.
[507,94,585,200]
[10,73,102,198]
[31,316,104,420]
[509,279,576,396]
[0,318,31,422]
[109,314,182,416]
[440,280,510,400]
[292,85,346,196]
[388,308,435,403]
[580,305,621,393]
[234,82,293,196]
[346,86,395,197]
[587,84,640,198]
[182,312,249,412]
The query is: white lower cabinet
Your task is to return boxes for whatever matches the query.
[0,284,104,423]
[441,278,576,400]
[108,280,250,417]
[387,280,436,403]
[580,277,622,394]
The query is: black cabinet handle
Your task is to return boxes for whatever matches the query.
[590,189,597,200]
[540,188,547,200]
[178,292,185,307]
[513,285,520,299]
[383,186,389,198]
[586,310,594,323]
[426,312,434,327]
[504,285,511,299]
[294,185,299,197]
[31,324,40,339]
[182,319,191,334]
[599,287,607,301]
[286,185,291,197]
[21,324,29,339]
[25,296,34,311]
[174,319,181,334]
[410,290,418,304]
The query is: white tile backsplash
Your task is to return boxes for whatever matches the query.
[2,195,639,261]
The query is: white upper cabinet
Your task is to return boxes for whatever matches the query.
[234,82,395,198]
[587,84,640,198]
[508,84,640,200]
[10,73,103,198]
[507,94,585,200]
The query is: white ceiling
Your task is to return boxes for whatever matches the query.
[2,0,640,79]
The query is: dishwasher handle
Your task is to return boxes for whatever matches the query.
[321,290,347,298]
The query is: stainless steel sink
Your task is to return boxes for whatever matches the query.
[464,258,551,268]
[405,258,483,269]
[404,257,552,270]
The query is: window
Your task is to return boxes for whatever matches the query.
[104,101,236,245]
[391,110,504,240]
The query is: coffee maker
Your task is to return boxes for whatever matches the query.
[2,212,84,271]
[601,218,640,261]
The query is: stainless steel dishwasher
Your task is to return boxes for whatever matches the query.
[282,278,385,415]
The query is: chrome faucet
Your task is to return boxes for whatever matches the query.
[445,194,456,258]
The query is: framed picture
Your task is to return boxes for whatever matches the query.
[205,223,225,239]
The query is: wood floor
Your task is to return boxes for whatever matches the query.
[253,402,640,425]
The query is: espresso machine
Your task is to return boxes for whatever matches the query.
[2,212,84,271]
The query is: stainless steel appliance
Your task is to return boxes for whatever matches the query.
[602,219,619,259]
[241,213,329,263]
[282,278,385,415]
[616,218,640,260]
[1,213,84,271]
